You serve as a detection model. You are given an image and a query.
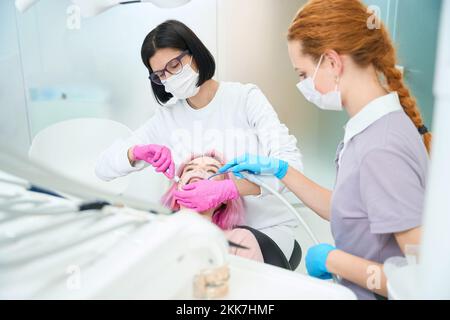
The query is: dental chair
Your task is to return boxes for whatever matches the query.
[236,226,302,271]
[28,118,169,202]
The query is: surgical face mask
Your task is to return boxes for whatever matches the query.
[162,57,200,100]
[296,54,343,111]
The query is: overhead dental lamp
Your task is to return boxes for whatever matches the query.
[15,0,192,16]
[15,0,40,12]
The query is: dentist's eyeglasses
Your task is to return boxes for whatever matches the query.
[149,50,190,85]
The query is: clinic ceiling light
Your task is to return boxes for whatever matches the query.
[73,0,193,18]
[15,0,192,16]
[15,0,40,12]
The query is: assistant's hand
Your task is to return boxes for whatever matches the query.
[173,179,239,212]
[305,243,336,280]
[219,154,289,179]
[131,144,175,179]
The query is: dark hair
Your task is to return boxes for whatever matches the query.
[141,20,216,104]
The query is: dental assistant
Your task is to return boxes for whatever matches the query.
[221,0,430,299]
[95,20,303,261]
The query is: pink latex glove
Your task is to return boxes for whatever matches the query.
[132,144,175,179]
[173,179,239,212]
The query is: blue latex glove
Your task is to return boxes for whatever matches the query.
[218,154,289,179]
[305,244,336,280]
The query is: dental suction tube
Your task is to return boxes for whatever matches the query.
[239,172,320,245]
[240,172,339,283]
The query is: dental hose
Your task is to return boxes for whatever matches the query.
[239,172,319,244]
[239,171,339,283]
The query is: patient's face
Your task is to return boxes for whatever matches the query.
[178,156,224,190]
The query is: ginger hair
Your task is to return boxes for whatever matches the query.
[288,0,431,153]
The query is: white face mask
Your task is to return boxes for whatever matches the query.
[296,54,343,111]
[162,57,200,100]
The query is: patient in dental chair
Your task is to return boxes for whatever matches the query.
[161,151,263,263]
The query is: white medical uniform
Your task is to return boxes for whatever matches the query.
[95,81,303,258]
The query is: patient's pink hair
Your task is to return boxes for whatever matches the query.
[160,150,245,230]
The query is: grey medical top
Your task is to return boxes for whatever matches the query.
[331,93,428,300]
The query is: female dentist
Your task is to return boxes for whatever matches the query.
[95,20,304,262]
[220,0,430,299]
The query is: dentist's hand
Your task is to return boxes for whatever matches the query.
[305,244,336,280]
[130,144,175,179]
[173,179,239,212]
[219,154,289,179]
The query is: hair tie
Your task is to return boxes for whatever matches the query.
[418,125,429,135]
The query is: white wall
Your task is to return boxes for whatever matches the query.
[14,0,218,136]
[0,0,32,154]
[420,0,450,299]
[217,0,320,175]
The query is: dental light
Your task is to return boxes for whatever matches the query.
[15,0,192,16]
[72,0,192,17]
[15,0,40,12]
